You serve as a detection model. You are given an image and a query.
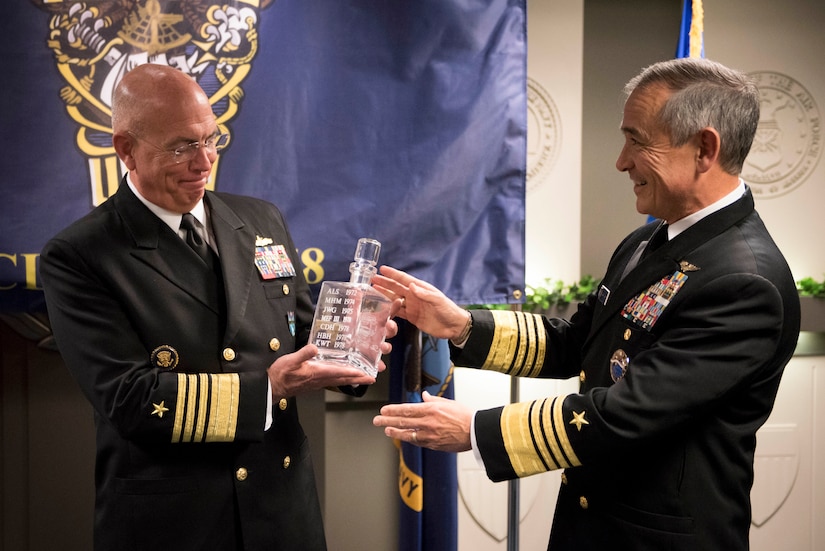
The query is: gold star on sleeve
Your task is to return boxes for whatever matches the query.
[151,401,169,418]
[569,410,589,431]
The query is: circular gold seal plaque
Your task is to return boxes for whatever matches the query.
[526,77,562,192]
[744,72,822,199]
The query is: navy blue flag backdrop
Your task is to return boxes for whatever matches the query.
[676,0,704,60]
[0,0,526,314]
[390,321,457,551]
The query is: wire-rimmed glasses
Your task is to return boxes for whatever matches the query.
[128,132,230,164]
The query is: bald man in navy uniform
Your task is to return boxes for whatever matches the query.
[41,64,397,551]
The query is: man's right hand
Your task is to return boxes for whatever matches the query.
[372,265,470,341]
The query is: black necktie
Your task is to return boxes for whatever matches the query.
[180,213,214,268]
[642,224,669,259]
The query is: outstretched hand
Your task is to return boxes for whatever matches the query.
[373,391,474,453]
[372,265,469,341]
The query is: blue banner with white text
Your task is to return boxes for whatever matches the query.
[0,0,526,313]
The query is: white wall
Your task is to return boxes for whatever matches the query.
[523,0,584,286]
[704,0,825,282]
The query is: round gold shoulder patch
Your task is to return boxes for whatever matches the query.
[151,345,179,370]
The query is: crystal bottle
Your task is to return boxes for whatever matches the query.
[308,238,392,377]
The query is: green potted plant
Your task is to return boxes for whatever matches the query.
[523,275,599,317]
[797,276,825,332]
[468,275,600,318]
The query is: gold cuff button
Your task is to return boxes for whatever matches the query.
[236,467,248,481]
[282,456,291,469]
[269,338,281,352]
[579,496,588,510]
[223,348,236,361]
[278,398,288,411]
[579,370,586,382]
[561,472,568,485]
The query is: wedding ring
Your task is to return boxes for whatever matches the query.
[411,429,417,443]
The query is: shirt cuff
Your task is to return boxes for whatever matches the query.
[265,379,273,431]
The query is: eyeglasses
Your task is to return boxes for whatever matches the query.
[129,132,230,164]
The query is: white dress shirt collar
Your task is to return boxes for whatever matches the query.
[126,173,207,236]
[667,179,746,240]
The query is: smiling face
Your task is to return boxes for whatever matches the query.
[112,65,219,214]
[615,84,702,223]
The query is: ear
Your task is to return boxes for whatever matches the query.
[696,127,721,173]
[112,132,137,171]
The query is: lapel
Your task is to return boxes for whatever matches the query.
[113,181,220,312]
[587,189,756,340]
[205,192,253,344]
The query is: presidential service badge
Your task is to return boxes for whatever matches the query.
[151,345,179,370]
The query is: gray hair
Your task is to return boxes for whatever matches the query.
[623,58,759,175]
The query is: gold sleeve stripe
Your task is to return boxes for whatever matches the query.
[206,373,240,442]
[519,313,545,378]
[485,310,517,373]
[528,398,559,471]
[483,311,547,378]
[543,397,571,468]
[529,313,547,376]
[530,398,560,471]
[182,374,199,442]
[551,396,581,467]
[170,373,239,443]
[499,396,583,478]
[172,373,188,443]
[511,312,529,377]
[501,400,550,477]
[193,373,210,442]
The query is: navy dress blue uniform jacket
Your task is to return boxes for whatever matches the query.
[40,182,327,551]
[454,189,800,551]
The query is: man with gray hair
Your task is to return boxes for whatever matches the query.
[372,57,800,550]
